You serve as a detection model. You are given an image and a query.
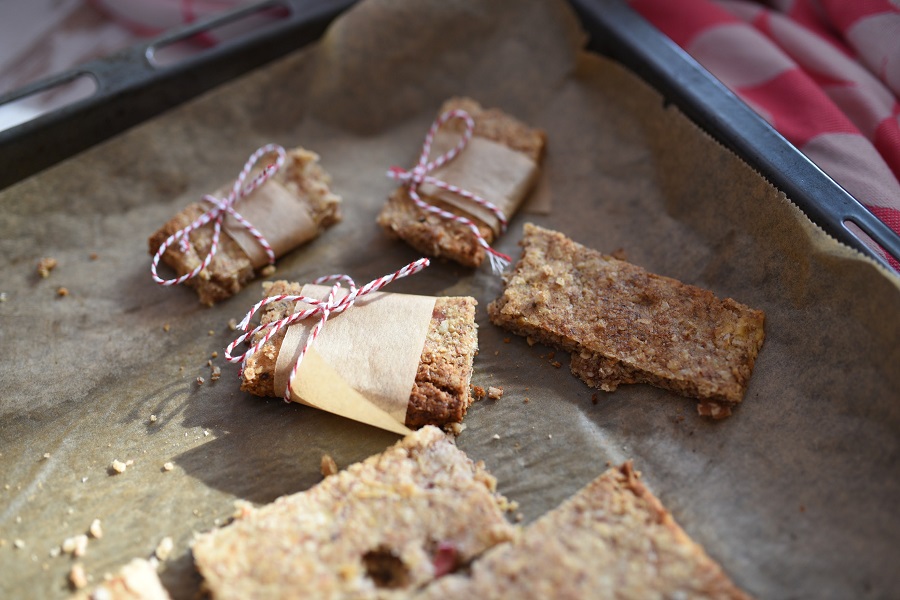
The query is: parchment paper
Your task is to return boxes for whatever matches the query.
[1,0,899,598]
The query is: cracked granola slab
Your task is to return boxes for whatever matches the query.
[377,97,545,268]
[241,281,478,428]
[192,426,516,600]
[414,462,752,600]
[488,224,765,417]
[148,148,341,306]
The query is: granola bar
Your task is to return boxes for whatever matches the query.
[414,462,751,599]
[377,97,545,268]
[241,281,478,428]
[192,426,516,599]
[488,224,765,417]
[148,148,341,305]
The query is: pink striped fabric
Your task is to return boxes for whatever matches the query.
[630,0,900,270]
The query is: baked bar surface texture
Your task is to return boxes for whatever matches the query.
[148,148,341,305]
[241,281,478,428]
[488,224,765,418]
[414,462,752,600]
[377,97,545,268]
[192,426,516,600]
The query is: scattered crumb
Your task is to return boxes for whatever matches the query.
[227,318,238,331]
[492,434,501,440]
[62,534,88,557]
[196,376,205,385]
[472,385,486,400]
[612,248,628,261]
[42,453,50,460]
[526,336,536,346]
[13,539,25,550]
[494,350,499,356]
[89,253,99,261]
[503,337,511,343]
[550,360,562,368]
[206,360,212,367]
[203,430,210,437]
[320,454,338,478]
[69,563,88,590]
[548,434,553,439]
[162,324,171,332]
[547,351,555,360]
[56,287,69,297]
[81,477,88,483]
[155,537,174,561]
[162,462,174,472]
[260,265,276,277]
[37,257,57,278]
[49,546,61,558]
[126,459,134,467]
[210,366,221,381]
[487,386,504,400]
[149,414,157,423]
[514,513,524,522]
[208,330,215,336]
[89,519,103,539]
[0,292,7,302]
[210,351,218,359]
[446,422,467,436]
[523,397,530,404]
[110,460,127,474]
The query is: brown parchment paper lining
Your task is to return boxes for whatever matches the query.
[419,131,539,234]
[1,0,899,599]
[274,284,435,429]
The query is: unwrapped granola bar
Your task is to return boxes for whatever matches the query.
[488,224,765,417]
[192,426,516,599]
[415,462,752,599]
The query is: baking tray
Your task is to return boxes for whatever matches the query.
[1,1,899,599]
[2,0,898,270]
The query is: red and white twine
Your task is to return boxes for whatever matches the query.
[224,258,431,402]
[387,109,511,274]
[151,144,286,286]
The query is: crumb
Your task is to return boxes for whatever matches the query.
[206,360,212,367]
[56,287,69,297]
[547,351,555,360]
[523,397,530,404]
[155,537,174,561]
[227,318,238,331]
[42,453,50,460]
[89,253,99,261]
[69,563,88,590]
[163,324,171,332]
[89,519,103,539]
[62,534,88,557]
[208,330,215,336]
[487,386,504,400]
[126,459,134,467]
[37,257,57,278]
[162,462,174,472]
[550,360,562,368]
[110,460,127,474]
[13,539,25,549]
[210,366,221,381]
[49,546,61,558]
[591,393,599,405]
[494,350,499,356]
[611,247,628,261]
[548,434,553,439]
[0,292,7,302]
[260,265,276,277]
[503,337,511,343]
[446,422,467,436]
[320,454,338,478]
[472,385,486,400]
[203,430,210,437]
[210,351,218,359]
[197,377,205,385]
[514,513,524,522]
[149,414,157,423]
[492,434,501,440]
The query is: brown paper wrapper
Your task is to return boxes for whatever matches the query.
[273,284,436,432]
[218,178,318,268]
[420,130,539,234]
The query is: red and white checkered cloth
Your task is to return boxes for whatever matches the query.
[630,0,900,270]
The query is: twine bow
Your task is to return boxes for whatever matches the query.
[225,258,431,402]
[387,109,511,274]
[151,144,286,286]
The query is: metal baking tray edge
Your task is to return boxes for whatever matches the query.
[2,0,898,270]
